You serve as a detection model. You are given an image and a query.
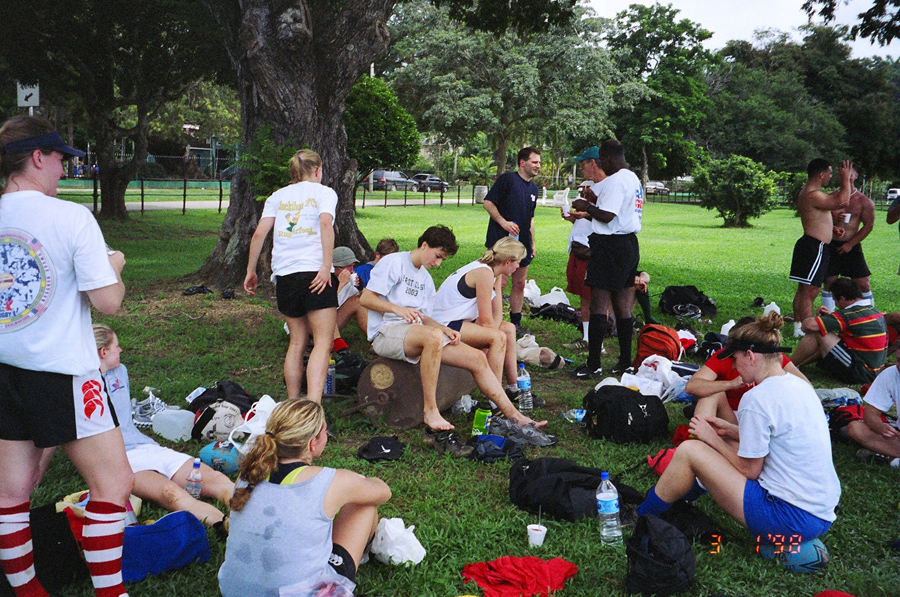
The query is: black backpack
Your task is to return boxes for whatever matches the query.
[582,385,669,444]
[508,457,644,522]
[658,285,717,317]
[625,514,695,596]
[530,302,580,328]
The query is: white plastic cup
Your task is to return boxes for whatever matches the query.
[527,524,547,547]
[842,213,851,223]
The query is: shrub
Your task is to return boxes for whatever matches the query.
[694,155,776,227]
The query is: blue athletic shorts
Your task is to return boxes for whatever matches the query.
[743,479,831,544]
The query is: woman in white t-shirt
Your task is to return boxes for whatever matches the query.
[636,313,840,551]
[433,237,525,396]
[244,150,338,402]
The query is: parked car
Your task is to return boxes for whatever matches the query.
[645,181,670,195]
[887,188,900,201]
[412,173,450,192]
[369,169,418,191]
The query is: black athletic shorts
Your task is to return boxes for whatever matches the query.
[275,271,339,318]
[826,241,871,279]
[329,542,357,582]
[585,233,639,291]
[789,234,829,287]
[0,364,119,448]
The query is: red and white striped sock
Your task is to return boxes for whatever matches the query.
[0,502,48,597]
[82,501,128,597]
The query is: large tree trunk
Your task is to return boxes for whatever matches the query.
[494,133,509,176]
[640,145,649,186]
[196,0,394,289]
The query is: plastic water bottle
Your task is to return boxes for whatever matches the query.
[325,359,336,394]
[562,408,585,423]
[517,363,533,412]
[185,458,202,499]
[472,402,493,435]
[597,471,622,545]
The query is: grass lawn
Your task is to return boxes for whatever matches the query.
[40,203,899,597]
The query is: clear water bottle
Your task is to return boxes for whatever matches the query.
[597,471,622,545]
[185,458,202,499]
[517,363,533,412]
[325,359,336,394]
[561,408,585,423]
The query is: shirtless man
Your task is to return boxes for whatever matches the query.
[789,158,852,338]
[821,167,875,310]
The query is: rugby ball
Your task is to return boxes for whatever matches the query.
[758,537,829,573]
[199,440,241,475]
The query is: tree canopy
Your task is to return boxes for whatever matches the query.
[803,0,900,45]
[1,0,227,218]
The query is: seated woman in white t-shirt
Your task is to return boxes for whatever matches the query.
[432,237,524,399]
[94,324,234,527]
[636,313,840,549]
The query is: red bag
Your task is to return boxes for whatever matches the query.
[633,324,683,367]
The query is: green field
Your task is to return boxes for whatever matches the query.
[38,203,900,597]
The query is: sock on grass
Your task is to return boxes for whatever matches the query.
[587,314,609,370]
[332,338,349,353]
[636,486,673,518]
[862,291,874,307]
[0,502,48,597]
[821,291,835,311]
[510,312,522,326]
[83,500,128,597]
[582,320,589,341]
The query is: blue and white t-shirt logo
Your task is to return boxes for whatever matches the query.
[0,228,55,332]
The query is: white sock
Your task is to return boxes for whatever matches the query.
[794,321,804,337]
[862,291,874,307]
[582,321,589,341]
[821,291,835,311]
[891,458,899,469]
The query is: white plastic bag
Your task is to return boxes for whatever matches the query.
[523,279,542,303]
[515,335,564,369]
[532,286,570,308]
[620,372,663,397]
[369,517,426,566]
[228,394,278,455]
[636,355,682,391]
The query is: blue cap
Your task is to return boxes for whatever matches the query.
[0,131,85,158]
[573,146,599,162]
[600,471,609,479]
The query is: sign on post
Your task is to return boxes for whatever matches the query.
[16,82,39,108]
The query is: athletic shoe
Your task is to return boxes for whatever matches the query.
[856,448,896,466]
[563,339,588,351]
[132,395,170,428]
[610,362,634,376]
[568,364,603,379]
[424,428,474,458]
[489,417,558,447]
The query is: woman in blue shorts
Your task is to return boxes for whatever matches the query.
[219,399,391,596]
[244,150,338,402]
[636,312,840,549]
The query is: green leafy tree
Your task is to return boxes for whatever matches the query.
[694,155,776,227]
[605,3,716,182]
[803,0,900,44]
[150,81,242,146]
[387,2,628,174]
[1,0,227,219]
[344,76,420,182]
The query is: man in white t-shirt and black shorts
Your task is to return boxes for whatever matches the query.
[569,141,643,379]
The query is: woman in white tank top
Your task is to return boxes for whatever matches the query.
[433,237,526,395]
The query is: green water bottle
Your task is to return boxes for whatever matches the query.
[472,402,493,435]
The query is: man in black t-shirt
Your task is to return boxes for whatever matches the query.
[483,146,541,333]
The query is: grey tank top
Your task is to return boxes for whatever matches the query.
[218,467,341,597]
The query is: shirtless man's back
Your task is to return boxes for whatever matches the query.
[789,158,852,337]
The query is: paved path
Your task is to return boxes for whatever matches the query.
[125,200,228,212]
[123,196,482,212]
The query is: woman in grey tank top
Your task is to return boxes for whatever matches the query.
[219,400,392,596]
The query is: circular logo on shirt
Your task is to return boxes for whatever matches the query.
[0,228,55,333]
